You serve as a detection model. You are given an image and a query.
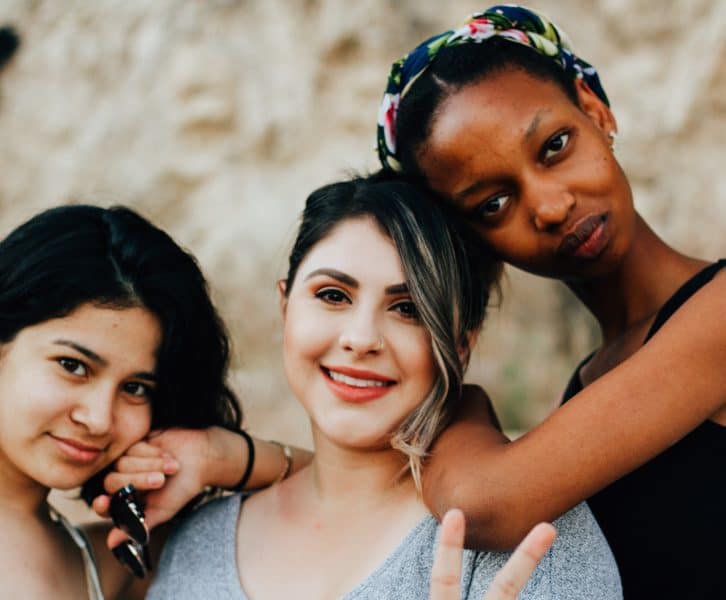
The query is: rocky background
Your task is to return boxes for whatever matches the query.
[1,0,723,458]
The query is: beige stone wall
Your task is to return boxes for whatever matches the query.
[1,0,724,453]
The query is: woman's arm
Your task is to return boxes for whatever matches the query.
[97,427,312,548]
[423,272,726,549]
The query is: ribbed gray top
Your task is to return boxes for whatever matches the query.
[148,494,621,599]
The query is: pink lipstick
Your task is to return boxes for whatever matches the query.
[321,366,396,404]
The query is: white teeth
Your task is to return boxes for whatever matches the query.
[327,370,387,388]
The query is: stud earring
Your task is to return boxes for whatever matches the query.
[608,130,618,151]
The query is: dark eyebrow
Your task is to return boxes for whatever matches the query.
[453,180,487,204]
[385,283,409,295]
[54,339,107,366]
[304,269,408,297]
[53,339,156,382]
[304,268,358,288]
[524,109,547,142]
[133,371,157,383]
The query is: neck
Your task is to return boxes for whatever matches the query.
[566,213,708,342]
[302,427,419,515]
[0,462,51,521]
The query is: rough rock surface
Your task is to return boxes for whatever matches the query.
[1,0,723,452]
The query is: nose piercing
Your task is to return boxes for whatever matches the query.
[375,337,384,351]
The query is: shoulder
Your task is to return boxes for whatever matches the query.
[163,493,241,557]
[545,503,622,598]
[467,503,622,599]
[147,494,243,599]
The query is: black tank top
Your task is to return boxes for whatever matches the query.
[562,260,726,599]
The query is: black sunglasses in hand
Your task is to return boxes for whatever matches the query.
[109,484,152,578]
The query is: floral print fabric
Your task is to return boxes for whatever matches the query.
[376,4,609,172]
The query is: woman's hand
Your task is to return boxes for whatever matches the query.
[93,428,217,549]
[92,427,313,549]
[430,509,555,600]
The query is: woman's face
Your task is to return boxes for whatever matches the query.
[0,303,159,491]
[281,217,436,450]
[418,68,637,281]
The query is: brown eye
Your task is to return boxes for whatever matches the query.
[476,194,511,219]
[58,358,87,376]
[543,131,570,160]
[315,288,349,305]
[123,381,152,401]
[392,301,419,320]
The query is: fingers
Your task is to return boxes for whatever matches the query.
[103,454,180,494]
[482,523,556,600]
[103,470,166,494]
[430,508,465,600]
[123,440,166,457]
[107,526,132,550]
[115,455,180,476]
[91,493,111,518]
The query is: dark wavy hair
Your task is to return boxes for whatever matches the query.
[285,171,500,489]
[0,205,241,499]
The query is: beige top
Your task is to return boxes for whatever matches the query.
[48,505,105,600]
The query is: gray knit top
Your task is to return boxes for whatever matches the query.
[147,494,622,599]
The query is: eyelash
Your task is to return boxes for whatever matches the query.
[392,300,419,320]
[123,382,152,400]
[542,129,571,162]
[57,358,152,402]
[58,357,88,377]
[315,288,350,305]
[315,288,419,321]
[475,194,511,220]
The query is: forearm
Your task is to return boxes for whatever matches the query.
[424,284,726,550]
[203,427,312,490]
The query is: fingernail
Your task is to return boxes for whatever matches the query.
[112,541,148,579]
[148,472,165,486]
[162,459,179,474]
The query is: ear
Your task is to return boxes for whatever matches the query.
[574,78,617,137]
[277,279,288,319]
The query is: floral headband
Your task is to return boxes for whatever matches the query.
[376,4,609,172]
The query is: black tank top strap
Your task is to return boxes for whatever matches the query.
[560,351,593,404]
[644,259,726,342]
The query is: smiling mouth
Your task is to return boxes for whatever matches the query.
[50,434,105,463]
[322,367,395,388]
[321,367,396,403]
[557,213,609,259]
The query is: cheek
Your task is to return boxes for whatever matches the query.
[397,329,437,395]
[282,302,336,366]
[114,405,152,450]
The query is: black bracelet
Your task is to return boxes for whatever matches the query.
[229,429,255,492]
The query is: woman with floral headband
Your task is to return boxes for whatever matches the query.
[376,5,724,599]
